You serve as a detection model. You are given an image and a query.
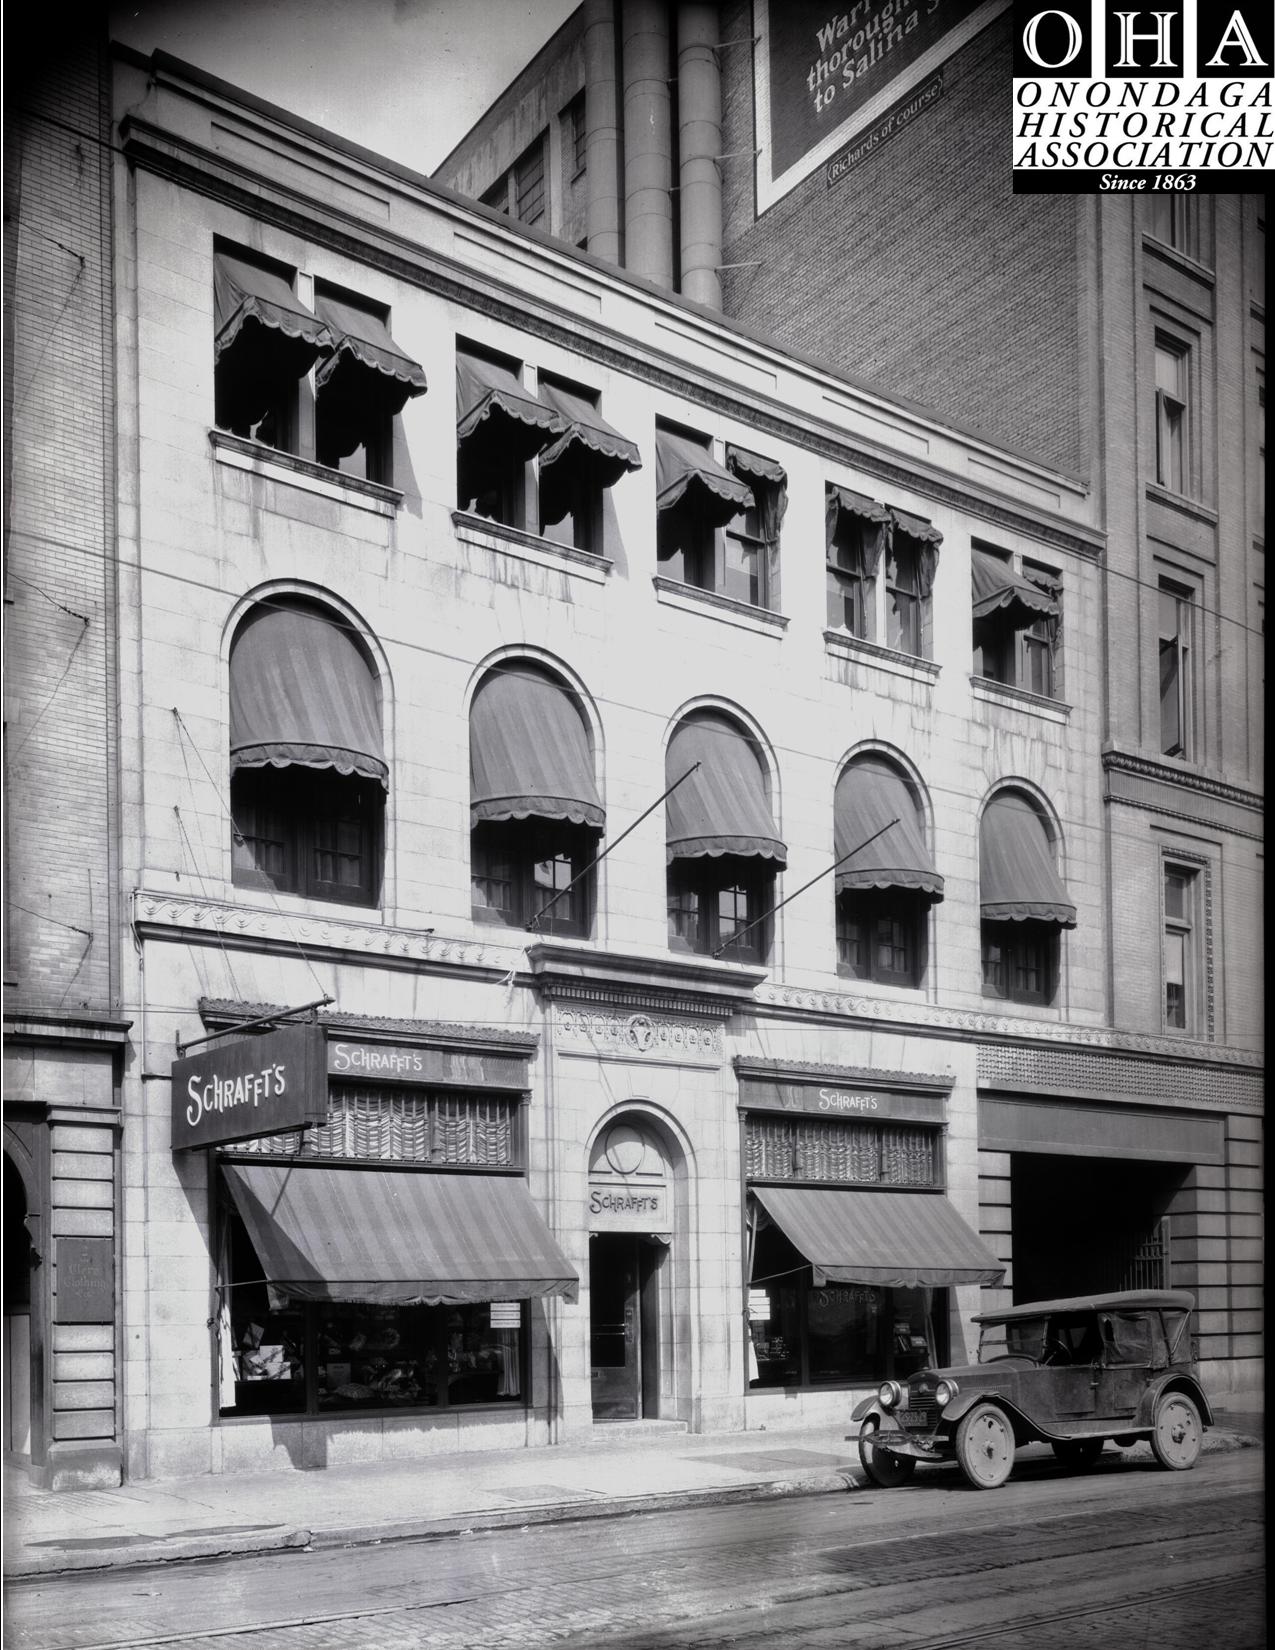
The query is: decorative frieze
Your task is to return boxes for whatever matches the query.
[555,1008,723,1063]
[133,891,517,977]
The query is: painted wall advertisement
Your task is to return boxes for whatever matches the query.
[1012,1,1274,192]
[753,0,1012,210]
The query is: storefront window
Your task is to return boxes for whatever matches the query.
[222,1201,526,1416]
[747,1216,941,1389]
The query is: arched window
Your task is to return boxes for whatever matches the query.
[665,712,785,962]
[979,790,1076,1004]
[229,597,386,905]
[833,756,943,986]
[469,662,603,935]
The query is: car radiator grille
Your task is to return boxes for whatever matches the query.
[899,1393,940,1430]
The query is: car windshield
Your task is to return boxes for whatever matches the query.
[978,1316,1049,1361]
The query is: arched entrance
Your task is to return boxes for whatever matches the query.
[587,1116,678,1422]
[4,1148,37,1458]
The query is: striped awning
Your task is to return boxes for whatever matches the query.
[470,664,604,829]
[980,791,1076,926]
[752,1185,1005,1288]
[972,547,1059,626]
[666,713,785,866]
[229,602,386,786]
[222,1162,579,1305]
[834,757,943,899]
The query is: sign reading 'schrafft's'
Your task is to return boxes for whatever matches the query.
[171,1022,327,1151]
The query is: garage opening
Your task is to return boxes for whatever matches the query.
[1010,1155,1186,1302]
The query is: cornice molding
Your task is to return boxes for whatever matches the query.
[2,1011,133,1049]
[198,998,537,1056]
[750,981,1262,1069]
[526,941,765,1019]
[133,890,518,980]
[1102,749,1263,813]
[119,122,1103,560]
[734,1056,955,1092]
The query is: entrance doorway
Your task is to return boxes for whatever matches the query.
[589,1233,661,1421]
[4,1152,34,1457]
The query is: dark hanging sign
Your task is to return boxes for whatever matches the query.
[171,1022,327,1151]
[56,1237,114,1323]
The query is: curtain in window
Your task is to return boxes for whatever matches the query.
[890,508,942,599]
[826,486,890,578]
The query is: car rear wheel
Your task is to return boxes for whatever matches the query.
[1151,1393,1202,1471]
[1051,1438,1104,1469]
[955,1402,1015,1489]
[857,1416,917,1487]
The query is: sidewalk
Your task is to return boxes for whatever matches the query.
[4,1407,1262,1581]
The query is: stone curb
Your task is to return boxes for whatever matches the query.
[5,1430,1258,1581]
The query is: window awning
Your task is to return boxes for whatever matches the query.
[314,294,428,413]
[230,603,387,786]
[656,430,753,526]
[890,508,943,546]
[752,1184,1005,1288]
[727,445,787,487]
[834,757,943,900]
[972,547,1059,627]
[214,252,334,366]
[456,353,563,460]
[826,485,892,540]
[537,382,642,488]
[666,713,786,867]
[222,1162,579,1306]
[470,664,604,829]
[980,792,1076,926]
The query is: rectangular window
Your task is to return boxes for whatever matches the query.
[566,93,586,176]
[667,859,771,961]
[1155,340,1188,494]
[981,922,1056,1005]
[723,501,764,606]
[1163,863,1197,1031]
[826,522,876,638]
[471,820,593,937]
[836,891,924,986]
[514,138,546,225]
[1158,582,1193,758]
[886,539,921,655]
[972,547,1062,698]
[232,768,382,907]
[1147,197,1198,260]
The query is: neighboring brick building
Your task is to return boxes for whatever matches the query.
[436,0,1265,1412]
[3,20,129,1488]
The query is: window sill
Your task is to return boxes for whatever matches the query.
[971,676,1071,725]
[1142,235,1215,287]
[209,430,402,517]
[453,512,613,584]
[653,577,788,637]
[823,630,939,684]
[1144,483,1218,528]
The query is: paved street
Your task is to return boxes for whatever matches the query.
[4,1447,1262,1650]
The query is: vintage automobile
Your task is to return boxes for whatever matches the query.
[850,1289,1213,1491]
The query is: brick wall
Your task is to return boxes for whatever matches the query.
[718,6,1082,478]
[4,30,118,1015]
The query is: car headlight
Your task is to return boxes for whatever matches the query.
[934,1378,959,1409]
[877,1380,903,1410]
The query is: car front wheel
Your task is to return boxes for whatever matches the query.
[1150,1393,1202,1471]
[857,1415,916,1487]
[1051,1438,1104,1469]
[955,1402,1015,1489]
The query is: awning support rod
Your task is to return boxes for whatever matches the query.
[711,818,899,958]
[177,995,334,1055]
[527,763,702,932]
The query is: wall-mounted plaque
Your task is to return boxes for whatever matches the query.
[56,1236,114,1323]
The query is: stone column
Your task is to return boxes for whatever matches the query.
[676,2,722,309]
[584,0,623,265]
[621,0,674,289]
